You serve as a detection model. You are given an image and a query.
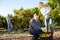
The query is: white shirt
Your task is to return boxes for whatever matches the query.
[40,6,51,18]
[6,16,10,22]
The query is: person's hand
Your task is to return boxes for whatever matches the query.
[41,27,47,32]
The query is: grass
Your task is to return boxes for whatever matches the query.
[54,26,60,28]
[0,26,60,35]
[0,29,29,35]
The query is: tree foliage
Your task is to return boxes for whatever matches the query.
[0,0,60,29]
[47,0,60,25]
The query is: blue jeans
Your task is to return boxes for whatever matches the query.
[29,29,43,40]
[45,18,54,34]
[7,22,13,32]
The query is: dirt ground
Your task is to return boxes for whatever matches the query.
[0,31,60,40]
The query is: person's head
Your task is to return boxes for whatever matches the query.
[7,14,10,17]
[33,13,39,20]
[39,2,44,8]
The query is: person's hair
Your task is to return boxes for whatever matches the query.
[34,13,38,16]
[39,2,43,4]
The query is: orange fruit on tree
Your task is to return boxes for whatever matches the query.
[58,14,60,16]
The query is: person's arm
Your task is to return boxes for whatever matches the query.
[38,20,43,27]
[40,7,51,16]
[45,7,51,14]
[40,9,46,16]
[30,19,41,30]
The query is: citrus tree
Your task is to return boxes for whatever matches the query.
[47,0,60,26]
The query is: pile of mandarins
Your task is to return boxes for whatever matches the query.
[39,33,52,38]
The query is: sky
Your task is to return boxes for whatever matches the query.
[0,0,47,17]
